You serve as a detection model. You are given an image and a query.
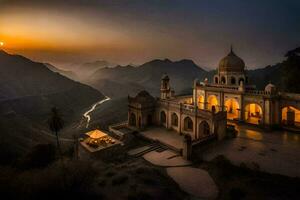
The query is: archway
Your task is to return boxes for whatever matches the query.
[207,95,219,111]
[239,78,245,85]
[231,77,236,85]
[199,121,210,137]
[184,117,193,131]
[147,114,153,126]
[282,106,300,127]
[198,95,204,109]
[160,111,167,125]
[225,98,240,120]
[221,76,226,84]
[171,113,178,126]
[129,113,136,126]
[215,77,219,84]
[244,103,263,125]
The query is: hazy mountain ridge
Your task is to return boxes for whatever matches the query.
[73,60,116,80]
[44,63,79,81]
[86,58,208,98]
[83,47,300,99]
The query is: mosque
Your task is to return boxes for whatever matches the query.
[124,47,300,145]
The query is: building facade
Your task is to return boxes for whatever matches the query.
[196,47,300,128]
[128,76,227,142]
[127,47,300,144]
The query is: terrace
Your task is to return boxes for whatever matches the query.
[80,129,122,153]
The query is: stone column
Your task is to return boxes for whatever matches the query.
[183,134,192,160]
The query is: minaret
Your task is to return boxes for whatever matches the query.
[160,74,170,99]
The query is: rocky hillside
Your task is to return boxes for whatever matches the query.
[44,63,78,81]
[0,50,104,155]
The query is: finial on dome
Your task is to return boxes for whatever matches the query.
[230,44,233,53]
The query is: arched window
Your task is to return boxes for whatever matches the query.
[171,113,178,126]
[129,113,136,126]
[231,77,236,85]
[184,117,193,131]
[199,121,210,136]
[215,77,219,84]
[239,78,245,85]
[160,111,166,124]
[221,76,226,84]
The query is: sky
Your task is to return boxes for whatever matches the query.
[0,0,300,69]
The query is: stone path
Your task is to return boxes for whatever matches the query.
[143,150,191,167]
[143,150,218,199]
[128,146,152,156]
[140,127,184,150]
[167,167,219,199]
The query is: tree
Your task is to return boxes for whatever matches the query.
[48,107,64,156]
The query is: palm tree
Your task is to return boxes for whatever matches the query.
[48,107,64,156]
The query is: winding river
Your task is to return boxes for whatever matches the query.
[83,96,111,128]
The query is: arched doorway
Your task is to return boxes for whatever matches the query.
[138,117,141,128]
[221,76,226,84]
[129,113,136,126]
[207,95,219,111]
[225,98,240,120]
[147,114,152,126]
[239,78,245,85]
[184,117,193,131]
[199,121,210,137]
[231,77,236,85]
[215,77,219,84]
[244,103,263,125]
[160,111,167,125]
[171,113,178,126]
[198,95,204,109]
[282,106,300,127]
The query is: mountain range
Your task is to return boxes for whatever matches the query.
[81,47,300,98]
[0,50,104,156]
[85,59,207,98]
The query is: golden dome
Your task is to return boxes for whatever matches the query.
[219,47,245,73]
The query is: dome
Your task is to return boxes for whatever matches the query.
[219,47,245,73]
[137,90,151,97]
[161,74,169,80]
[128,90,156,106]
[265,83,277,94]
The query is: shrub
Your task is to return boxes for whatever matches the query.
[18,144,56,170]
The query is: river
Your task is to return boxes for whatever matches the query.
[83,96,111,128]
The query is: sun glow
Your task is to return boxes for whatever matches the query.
[0,42,4,46]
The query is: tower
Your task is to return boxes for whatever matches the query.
[160,74,171,99]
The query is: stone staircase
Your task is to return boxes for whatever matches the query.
[128,143,167,158]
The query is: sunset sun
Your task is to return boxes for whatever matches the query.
[0,42,4,46]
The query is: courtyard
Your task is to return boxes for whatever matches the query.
[203,124,300,177]
[140,127,185,151]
